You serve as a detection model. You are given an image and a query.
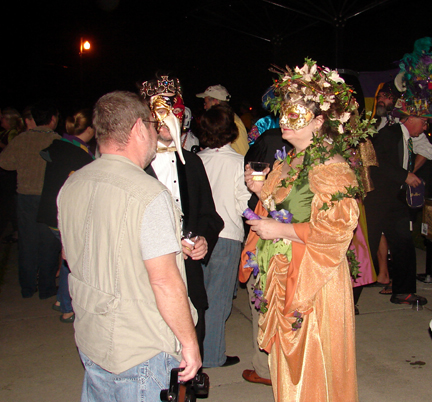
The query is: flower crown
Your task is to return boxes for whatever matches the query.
[266,58,359,135]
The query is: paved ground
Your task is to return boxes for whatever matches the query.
[1,241,431,402]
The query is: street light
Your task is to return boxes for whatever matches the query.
[79,37,92,100]
[80,38,91,55]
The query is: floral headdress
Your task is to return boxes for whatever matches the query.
[266,58,376,191]
[394,37,432,118]
[266,58,361,135]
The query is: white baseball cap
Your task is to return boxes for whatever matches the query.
[196,85,231,101]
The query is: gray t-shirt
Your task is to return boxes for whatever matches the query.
[140,191,181,261]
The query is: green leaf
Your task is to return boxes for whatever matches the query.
[320,203,330,211]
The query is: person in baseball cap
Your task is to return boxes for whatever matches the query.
[196,85,249,156]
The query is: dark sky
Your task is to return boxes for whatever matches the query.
[3,0,432,115]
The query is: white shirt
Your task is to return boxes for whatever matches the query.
[198,144,251,242]
[379,117,432,160]
[151,141,181,210]
[401,123,411,170]
[412,133,432,160]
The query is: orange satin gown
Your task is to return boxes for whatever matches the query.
[258,162,359,402]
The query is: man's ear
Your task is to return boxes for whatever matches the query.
[50,114,58,130]
[130,118,144,143]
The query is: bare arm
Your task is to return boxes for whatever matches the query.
[246,216,304,244]
[413,154,427,173]
[145,252,201,381]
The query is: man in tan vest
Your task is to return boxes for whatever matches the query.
[58,91,201,401]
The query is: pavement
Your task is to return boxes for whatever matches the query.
[1,240,432,402]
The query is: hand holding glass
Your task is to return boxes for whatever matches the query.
[249,162,270,181]
[182,231,198,247]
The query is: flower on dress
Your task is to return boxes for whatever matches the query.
[251,286,268,313]
[274,146,287,162]
[268,209,293,243]
[292,310,304,331]
[269,209,293,223]
[244,251,259,277]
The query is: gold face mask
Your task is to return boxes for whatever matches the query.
[150,95,172,129]
[280,103,314,130]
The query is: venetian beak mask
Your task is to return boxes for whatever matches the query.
[280,103,314,130]
[150,95,185,164]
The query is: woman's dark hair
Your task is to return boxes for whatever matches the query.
[30,100,58,126]
[199,105,238,149]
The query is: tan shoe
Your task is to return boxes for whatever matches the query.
[242,369,271,386]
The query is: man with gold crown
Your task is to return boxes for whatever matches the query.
[365,37,432,306]
[140,74,224,361]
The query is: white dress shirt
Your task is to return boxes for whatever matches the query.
[151,141,181,210]
[401,123,411,170]
[379,116,432,160]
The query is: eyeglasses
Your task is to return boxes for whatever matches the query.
[142,119,160,132]
[420,118,429,129]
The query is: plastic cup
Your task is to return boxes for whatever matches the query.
[249,162,270,181]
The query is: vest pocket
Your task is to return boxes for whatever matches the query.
[69,274,119,314]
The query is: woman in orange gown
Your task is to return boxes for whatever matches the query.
[244,60,374,401]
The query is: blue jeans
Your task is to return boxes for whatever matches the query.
[17,194,61,298]
[202,237,241,367]
[58,260,73,313]
[51,229,73,313]
[79,350,180,402]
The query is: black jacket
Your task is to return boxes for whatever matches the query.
[145,149,224,309]
[37,138,94,228]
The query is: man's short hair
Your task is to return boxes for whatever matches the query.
[93,91,151,147]
[31,100,58,126]
[377,80,402,101]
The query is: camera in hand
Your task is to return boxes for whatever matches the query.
[160,367,210,402]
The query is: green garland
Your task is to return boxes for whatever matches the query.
[279,112,376,198]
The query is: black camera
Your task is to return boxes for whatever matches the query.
[160,367,210,402]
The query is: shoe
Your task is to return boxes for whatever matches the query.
[379,283,392,295]
[221,355,240,367]
[242,369,272,386]
[368,281,391,287]
[390,293,428,306]
[52,302,61,312]
[60,313,75,323]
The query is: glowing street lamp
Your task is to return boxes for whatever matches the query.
[79,37,92,100]
[80,38,91,55]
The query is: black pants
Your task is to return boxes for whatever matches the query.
[364,195,417,295]
[195,308,206,361]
